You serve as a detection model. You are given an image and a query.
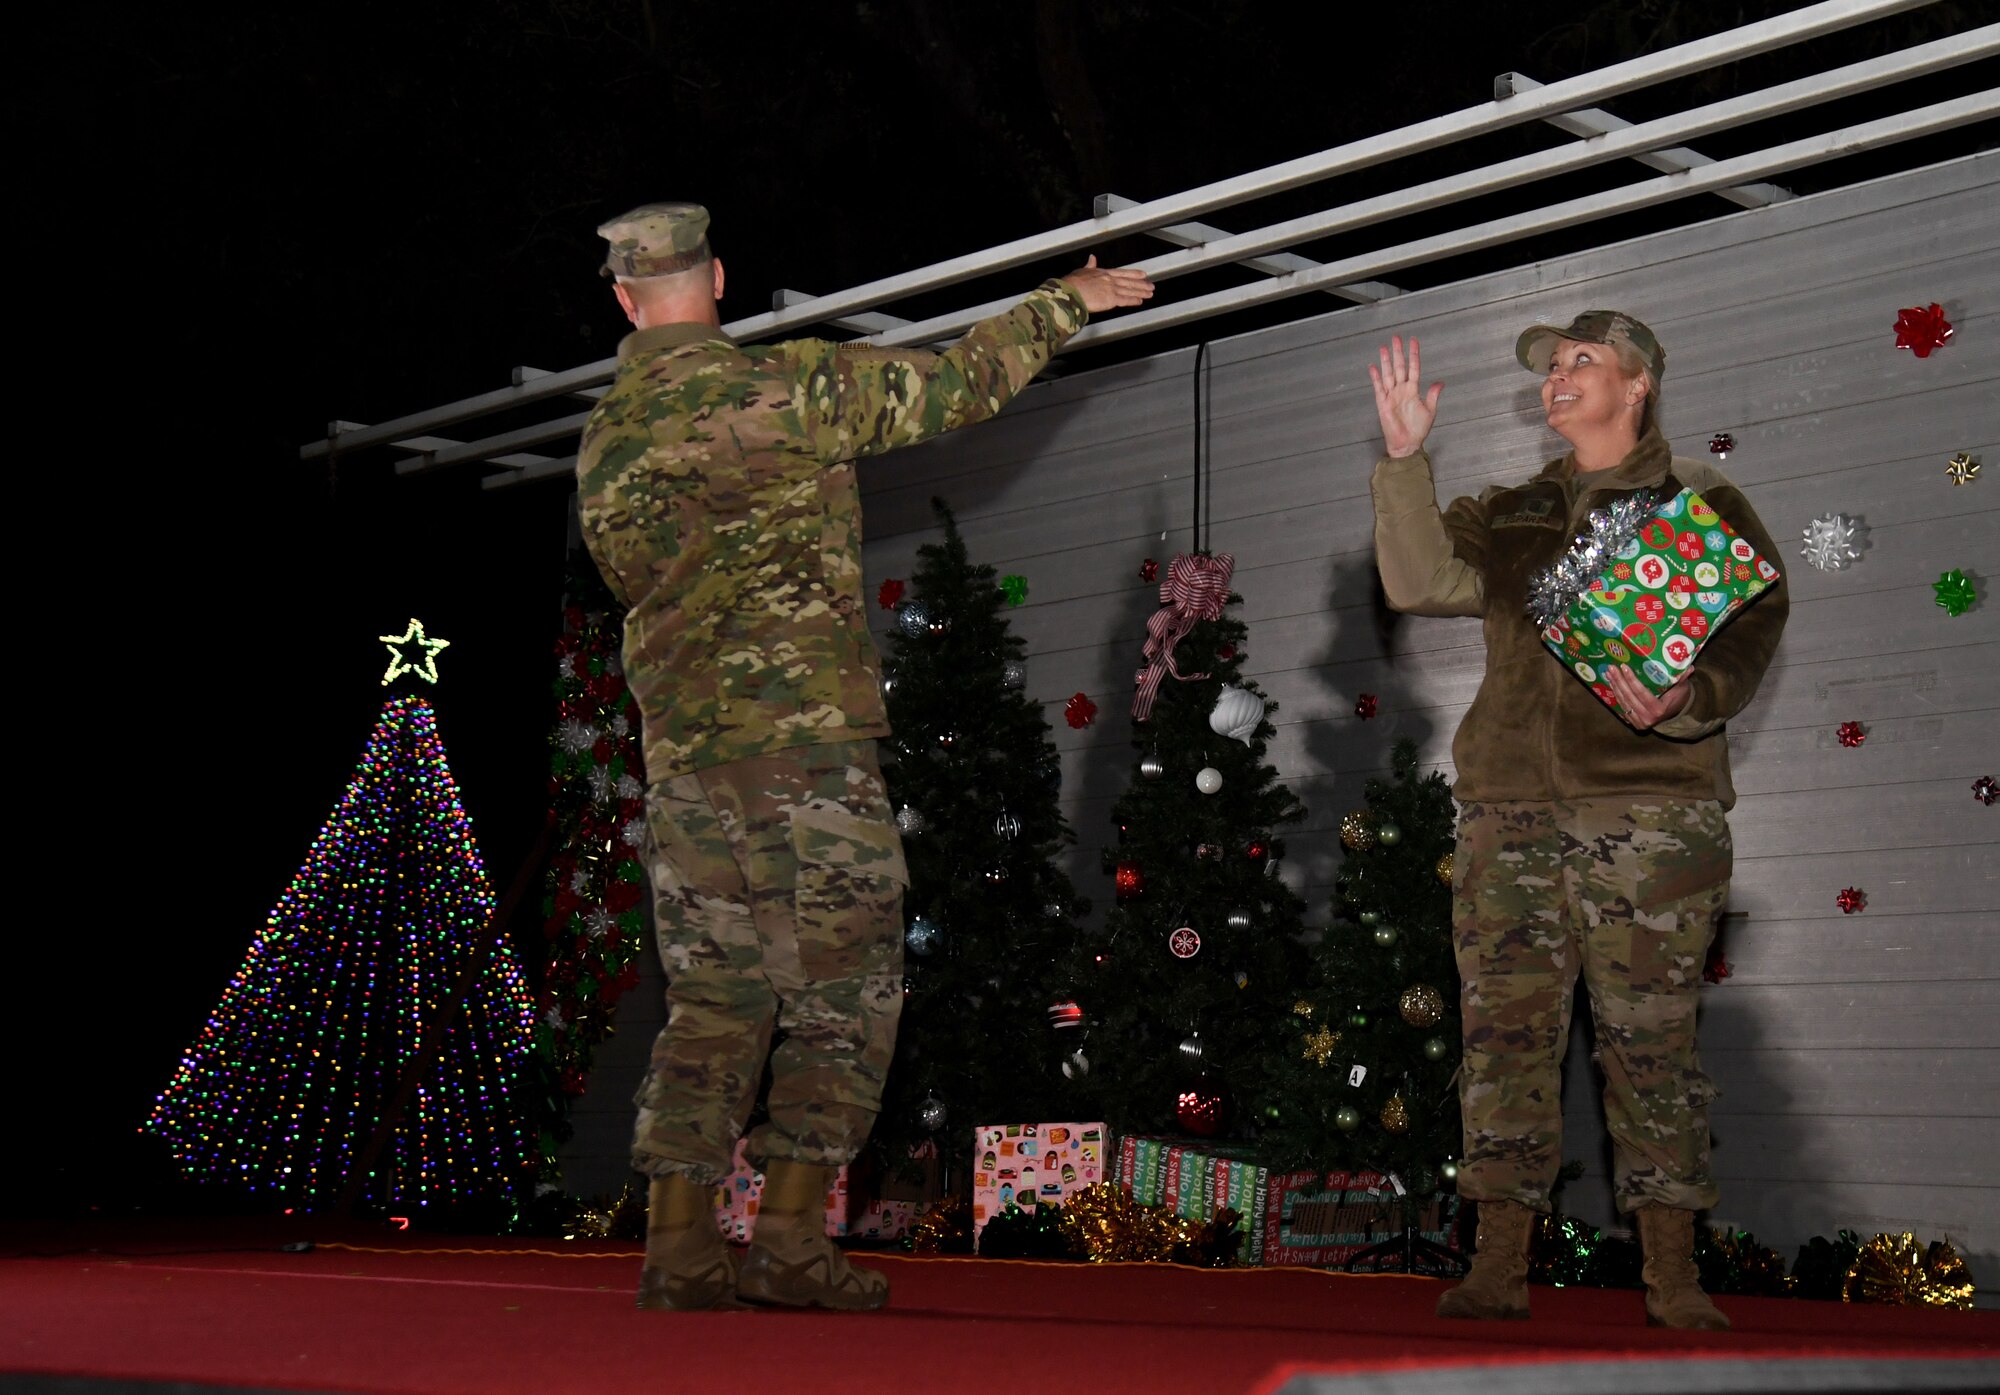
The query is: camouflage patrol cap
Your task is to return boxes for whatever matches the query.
[1516,309,1666,381]
[597,202,712,278]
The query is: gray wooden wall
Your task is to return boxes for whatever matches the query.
[564,151,1998,1291]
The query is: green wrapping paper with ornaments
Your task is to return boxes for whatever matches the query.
[1528,485,1781,714]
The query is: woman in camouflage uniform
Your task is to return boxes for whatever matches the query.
[1366,312,1788,1329]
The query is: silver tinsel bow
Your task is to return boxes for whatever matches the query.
[616,773,645,800]
[1525,489,1662,628]
[558,717,597,754]
[1801,512,1862,571]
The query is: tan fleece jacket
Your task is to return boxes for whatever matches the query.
[1371,426,1788,809]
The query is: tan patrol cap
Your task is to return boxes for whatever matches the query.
[1516,309,1666,381]
[597,202,712,278]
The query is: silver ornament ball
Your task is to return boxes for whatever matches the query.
[896,602,932,639]
[895,805,928,836]
[1138,754,1166,780]
[1000,658,1026,689]
[917,1096,948,1131]
[905,916,940,956]
[1178,1034,1206,1064]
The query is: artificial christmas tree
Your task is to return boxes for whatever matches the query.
[144,621,538,1217]
[530,552,648,1174]
[871,501,1089,1179]
[1263,739,1462,1245]
[1062,552,1309,1139]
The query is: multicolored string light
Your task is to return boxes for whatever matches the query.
[143,692,537,1211]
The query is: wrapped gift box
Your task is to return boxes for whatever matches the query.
[971,1121,1108,1239]
[1538,486,1780,714]
[1118,1135,1455,1269]
[1261,1169,1457,1268]
[712,1139,853,1243]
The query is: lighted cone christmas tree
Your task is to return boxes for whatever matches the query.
[143,621,538,1214]
[1060,553,1308,1138]
[873,500,1088,1178]
[530,552,649,1175]
[1263,738,1460,1198]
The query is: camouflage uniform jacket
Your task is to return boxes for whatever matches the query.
[1371,426,1788,809]
[578,280,1089,782]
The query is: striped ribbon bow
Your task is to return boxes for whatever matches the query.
[1131,552,1235,721]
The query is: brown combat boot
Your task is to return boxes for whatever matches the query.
[737,1159,889,1311]
[1636,1205,1730,1330]
[1435,1199,1534,1320]
[636,1173,739,1311]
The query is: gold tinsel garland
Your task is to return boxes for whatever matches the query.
[1844,1232,1975,1309]
[1059,1183,1240,1266]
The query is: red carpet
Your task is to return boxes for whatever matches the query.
[4,1220,1995,1395]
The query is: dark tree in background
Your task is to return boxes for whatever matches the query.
[1062,572,1308,1139]
[873,502,1089,1180]
[530,551,648,1178]
[1264,740,1460,1199]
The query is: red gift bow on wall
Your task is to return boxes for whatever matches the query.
[1131,552,1235,720]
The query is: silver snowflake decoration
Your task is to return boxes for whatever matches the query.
[621,817,648,848]
[589,766,616,804]
[609,713,631,738]
[558,718,597,754]
[569,869,592,895]
[584,906,615,939]
[1801,512,1862,571]
[616,773,645,800]
[557,655,577,679]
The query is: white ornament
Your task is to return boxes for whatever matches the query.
[1061,1048,1090,1080]
[1209,685,1266,745]
[1195,766,1224,795]
[1801,512,1862,571]
[558,718,597,754]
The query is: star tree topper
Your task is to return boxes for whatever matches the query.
[378,618,451,686]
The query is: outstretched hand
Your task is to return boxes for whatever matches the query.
[1061,256,1156,314]
[1369,334,1443,458]
[1606,664,1693,730]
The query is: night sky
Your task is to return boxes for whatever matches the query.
[20,1,1987,1212]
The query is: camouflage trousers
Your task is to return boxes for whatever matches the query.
[634,739,908,1184]
[1451,798,1728,1215]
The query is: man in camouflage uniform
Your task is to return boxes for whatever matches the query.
[1368,314,1787,1329]
[576,202,1152,1312]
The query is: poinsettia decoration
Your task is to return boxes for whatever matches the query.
[1893,303,1953,358]
[1837,721,1865,748]
[1355,693,1379,720]
[1837,886,1866,915]
[1140,558,1159,583]
[878,578,906,611]
[1065,691,1099,729]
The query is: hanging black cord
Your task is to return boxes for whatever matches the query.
[1192,341,1208,553]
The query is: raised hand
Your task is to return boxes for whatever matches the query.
[1369,334,1443,458]
[1061,255,1156,314]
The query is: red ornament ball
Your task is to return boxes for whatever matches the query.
[877,578,906,611]
[1837,886,1867,915]
[1115,861,1146,901]
[1218,643,1237,661]
[1355,693,1379,720]
[1065,692,1098,729]
[1245,839,1270,863]
[1176,1079,1231,1137]
[1893,302,1953,358]
[1048,1000,1085,1029]
[1837,721,1866,748]
[1140,558,1159,583]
